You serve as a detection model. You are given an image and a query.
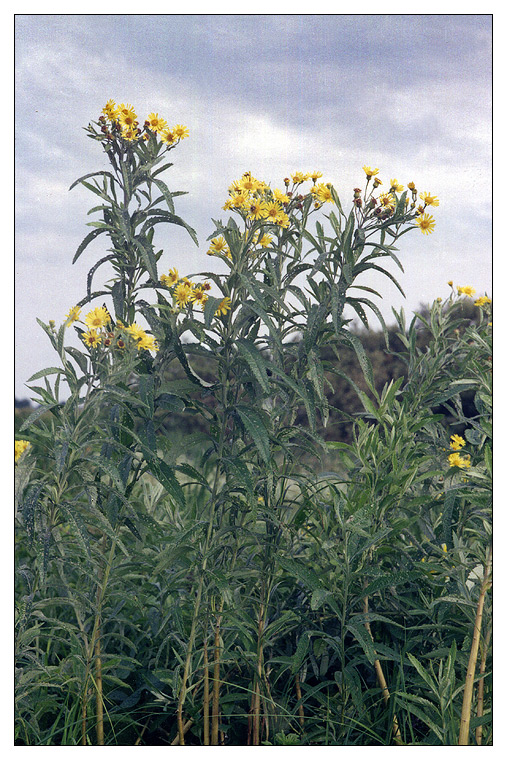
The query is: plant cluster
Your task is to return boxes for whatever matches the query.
[15,100,491,746]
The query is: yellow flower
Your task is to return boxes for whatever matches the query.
[277,211,290,228]
[160,268,179,287]
[85,307,110,330]
[310,170,323,182]
[207,236,230,257]
[160,128,176,145]
[102,99,119,120]
[407,182,416,190]
[15,440,30,462]
[474,296,491,307]
[448,452,471,469]
[390,179,404,192]
[215,297,232,317]
[447,280,453,287]
[415,213,436,235]
[118,104,137,128]
[450,434,465,450]
[122,127,139,142]
[83,330,102,348]
[291,171,308,184]
[65,306,81,324]
[457,285,476,297]
[314,183,334,204]
[273,188,290,204]
[363,166,379,178]
[146,113,168,133]
[239,173,262,193]
[441,543,448,553]
[420,191,440,207]
[247,198,268,221]
[264,200,284,223]
[379,193,396,211]
[138,334,159,352]
[257,233,273,248]
[173,124,189,140]
[189,286,209,309]
[174,281,193,307]
[125,323,147,342]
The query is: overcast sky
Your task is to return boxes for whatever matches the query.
[15,14,492,400]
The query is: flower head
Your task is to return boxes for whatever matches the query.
[450,434,466,451]
[247,198,268,221]
[310,171,323,182]
[407,182,416,191]
[160,268,179,287]
[314,183,335,204]
[415,213,436,235]
[363,166,379,178]
[65,306,81,324]
[448,452,471,469]
[215,297,232,317]
[189,286,209,309]
[174,280,193,307]
[102,99,120,120]
[138,334,159,353]
[85,306,110,330]
[146,113,168,133]
[291,171,308,184]
[15,440,30,463]
[390,179,404,192]
[257,233,273,248]
[173,124,189,140]
[420,191,440,207]
[457,285,476,297]
[83,330,102,348]
[160,128,176,145]
[474,295,491,307]
[125,323,147,342]
[207,236,230,258]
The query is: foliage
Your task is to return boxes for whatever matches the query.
[15,101,491,745]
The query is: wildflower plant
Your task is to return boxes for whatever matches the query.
[15,100,490,746]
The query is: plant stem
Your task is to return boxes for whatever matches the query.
[363,595,403,745]
[203,631,210,745]
[475,621,492,745]
[95,631,104,745]
[211,600,224,745]
[295,673,305,727]
[459,546,492,745]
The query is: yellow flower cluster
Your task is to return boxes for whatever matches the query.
[159,268,230,316]
[457,285,476,297]
[447,434,471,469]
[474,295,491,308]
[99,100,189,146]
[15,440,30,463]
[220,171,334,230]
[65,305,158,353]
[361,166,438,234]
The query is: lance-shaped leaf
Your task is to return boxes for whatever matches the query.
[73,227,109,264]
[236,338,270,394]
[235,405,271,464]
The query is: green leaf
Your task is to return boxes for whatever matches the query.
[73,227,108,264]
[27,367,64,383]
[236,338,270,394]
[235,405,271,464]
[347,621,377,666]
[150,459,185,510]
[341,331,374,390]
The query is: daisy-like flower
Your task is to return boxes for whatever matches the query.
[257,233,273,248]
[247,198,268,221]
[239,173,262,193]
[277,212,290,228]
[474,295,492,307]
[83,330,102,348]
[215,297,232,317]
[231,191,249,209]
[363,166,380,178]
[415,213,436,235]
[122,127,138,142]
[373,177,383,188]
[173,124,189,140]
[309,171,323,183]
[65,305,81,324]
[208,236,230,257]
[189,286,209,309]
[125,323,147,342]
[407,182,416,190]
[420,191,440,207]
[174,280,193,307]
[102,99,119,120]
[457,285,476,297]
[264,200,284,223]
[15,440,30,463]
[85,306,110,330]
[314,183,335,204]
[448,452,471,469]
[146,113,168,133]
[390,179,404,192]
[160,268,179,287]
[117,102,136,119]
[379,193,396,211]
[138,334,159,352]
[160,128,176,145]
[450,434,466,450]
[291,171,307,184]
[273,188,290,204]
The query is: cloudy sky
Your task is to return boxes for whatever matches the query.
[15,14,492,400]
